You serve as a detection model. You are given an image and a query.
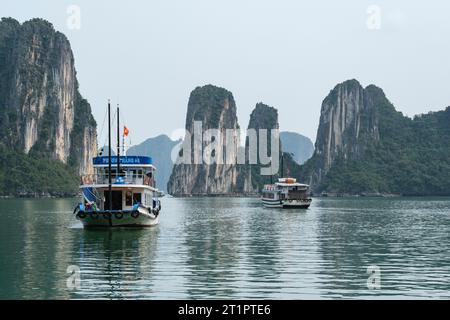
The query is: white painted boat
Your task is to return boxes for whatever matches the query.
[74,156,162,228]
[73,103,161,228]
[261,178,312,209]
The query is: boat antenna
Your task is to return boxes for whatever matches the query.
[117,104,120,181]
[107,100,113,226]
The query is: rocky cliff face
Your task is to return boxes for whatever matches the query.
[167,85,240,195]
[0,18,97,175]
[303,79,382,188]
[167,92,304,196]
[237,103,280,194]
[315,79,380,172]
[302,79,450,195]
[237,103,303,193]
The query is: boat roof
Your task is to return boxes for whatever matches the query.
[80,184,158,192]
[275,177,309,187]
[263,177,310,190]
[93,156,154,168]
[275,182,309,187]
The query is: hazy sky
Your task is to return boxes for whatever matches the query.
[3,0,450,146]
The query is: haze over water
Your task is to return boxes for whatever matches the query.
[0,197,449,299]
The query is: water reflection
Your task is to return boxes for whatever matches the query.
[0,199,77,299]
[241,205,284,298]
[181,198,241,299]
[316,198,450,299]
[1,197,450,299]
[71,228,160,299]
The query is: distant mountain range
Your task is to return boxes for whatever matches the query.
[127,135,180,192]
[280,132,314,165]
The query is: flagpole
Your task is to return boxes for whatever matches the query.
[117,104,120,181]
[122,132,125,156]
[122,124,126,156]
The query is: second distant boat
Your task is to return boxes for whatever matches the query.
[261,178,312,209]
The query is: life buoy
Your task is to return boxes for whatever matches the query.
[115,212,123,219]
[131,211,140,219]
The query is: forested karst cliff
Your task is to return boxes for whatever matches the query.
[0,18,97,195]
[301,79,450,195]
[167,90,302,196]
[167,85,241,195]
[237,103,300,193]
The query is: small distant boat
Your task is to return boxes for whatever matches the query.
[73,102,162,228]
[261,178,312,209]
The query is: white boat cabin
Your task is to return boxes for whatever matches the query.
[80,156,158,211]
[262,178,310,201]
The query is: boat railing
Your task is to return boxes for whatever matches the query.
[80,174,154,186]
[286,191,311,200]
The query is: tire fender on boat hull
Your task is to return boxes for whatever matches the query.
[131,211,140,219]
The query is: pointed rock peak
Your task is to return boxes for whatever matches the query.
[323,79,364,105]
[253,102,278,113]
[0,17,20,27]
[340,79,363,88]
[248,102,279,130]
[191,84,233,97]
[188,84,236,113]
[365,84,387,99]
[330,79,364,93]
[22,18,56,32]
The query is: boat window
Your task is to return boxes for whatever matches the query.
[133,192,142,205]
[125,191,133,206]
[104,168,117,178]
[145,193,151,206]
[125,170,132,179]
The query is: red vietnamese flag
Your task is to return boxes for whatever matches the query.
[124,126,129,137]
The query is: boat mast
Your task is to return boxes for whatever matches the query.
[270,156,273,184]
[117,104,120,180]
[107,101,113,225]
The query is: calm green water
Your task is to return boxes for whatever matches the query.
[0,197,449,299]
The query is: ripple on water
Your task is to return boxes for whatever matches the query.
[0,197,450,299]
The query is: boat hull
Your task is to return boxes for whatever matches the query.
[262,198,311,209]
[76,209,159,228]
